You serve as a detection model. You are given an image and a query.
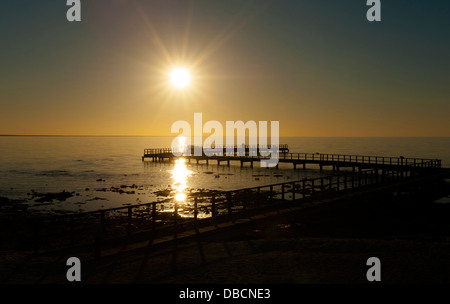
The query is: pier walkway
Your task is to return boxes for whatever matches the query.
[143,145,441,173]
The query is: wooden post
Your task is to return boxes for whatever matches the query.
[33,219,40,254]
[194,198,199,233]
[292,182,296,200]
[282,183,285,200]
[173,203,178,239]
[256,188,261,208]
[69,215,75,245]
[352,167,355,188]
[321,177,324,192]
[311,179,315,195]
[302,180,306,198]
[152,203,157,233]
[211,196,218,228]
[211,196,216,217]
[127,206,132,236]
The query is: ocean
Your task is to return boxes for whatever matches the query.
[1,136,449,214]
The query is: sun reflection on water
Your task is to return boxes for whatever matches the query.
[172,158,191,203]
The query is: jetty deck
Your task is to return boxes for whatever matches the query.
[142,145,441,173]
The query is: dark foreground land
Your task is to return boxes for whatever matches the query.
[1,170,450,284]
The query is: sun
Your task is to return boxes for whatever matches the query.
[170,67,191,89]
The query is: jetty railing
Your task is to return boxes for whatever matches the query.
[144,144,289,156]
[25,167,408,256]
[281,153,440,168]
[143,148,441,169]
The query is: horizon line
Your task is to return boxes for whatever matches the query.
[1,134,450,138]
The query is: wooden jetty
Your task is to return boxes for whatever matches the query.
[25,158,442,257]
[8,145,441,259]
[22,167,397,256]
[142,145,441,174]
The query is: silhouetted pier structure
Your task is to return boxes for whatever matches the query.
[21,165,445,259]
[6,145,442,261]
[143,145,441,175]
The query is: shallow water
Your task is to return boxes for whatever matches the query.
[1,136,449,213]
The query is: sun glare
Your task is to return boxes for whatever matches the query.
[172,158,191,203]
[170,67,191,89]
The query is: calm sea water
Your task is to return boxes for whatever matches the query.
[1,136,449,214]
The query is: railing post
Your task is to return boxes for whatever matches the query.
[69,215,75,245]
[173,203,178,239]
[127,206,132,236]
[33,219,40,254]
[211,196,216,217]
[292,182,296,200]
[152,203,157,233]
[256,188,261,208]
[194,198,199,233]
[302,180,306,198]
[227,192,233,216]
[352,167,355,188]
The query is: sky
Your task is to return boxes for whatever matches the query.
[0,0,449,136]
